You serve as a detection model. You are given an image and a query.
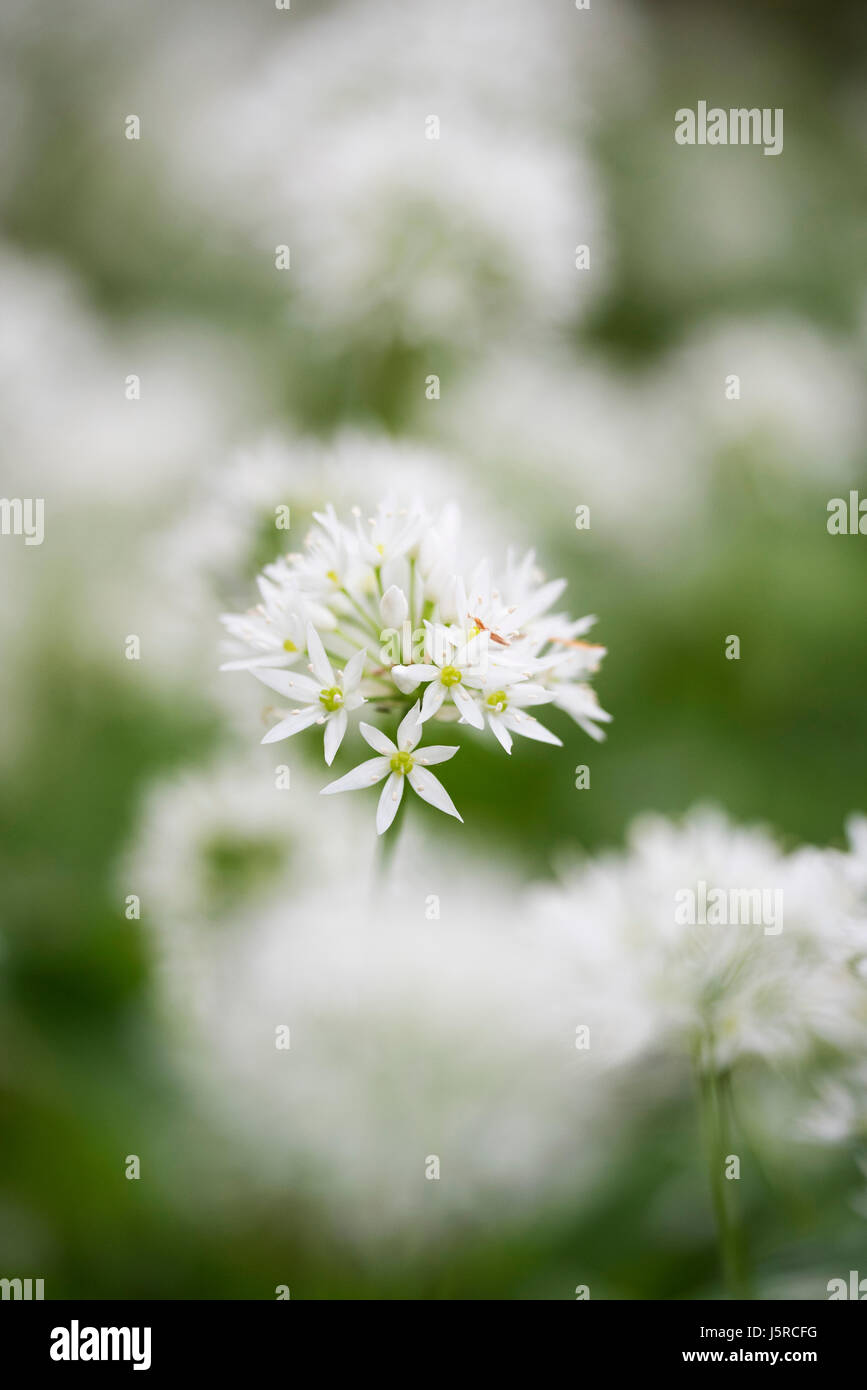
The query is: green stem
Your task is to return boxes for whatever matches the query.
[340,587,381,640]
[695,1052,749,1299]
[408,556,417,629]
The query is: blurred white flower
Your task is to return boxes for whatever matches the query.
[126,751,610,1243]
[124,755,867,1247]
[161,0,606,347]
[0,247,254,508]
[0,244,262,752]
[531,807,867,1074]
[429,314,866,560]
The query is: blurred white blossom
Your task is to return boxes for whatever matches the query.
[531,807,867,1073]
[127,751,609,1242]
[429,314,866,557]
[161,0,606,346]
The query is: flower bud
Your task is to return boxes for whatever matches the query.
[379,584,408,629]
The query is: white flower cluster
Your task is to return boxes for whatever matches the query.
[221,500,610,833]
[531,808,867,1074]
[125,752,611,1241]
[126,765,867,1247]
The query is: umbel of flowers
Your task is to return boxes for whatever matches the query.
[221,499,610,833]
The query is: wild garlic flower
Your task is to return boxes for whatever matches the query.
[322,704,461,834]
[251,625,366,766]
[221,498,610,832]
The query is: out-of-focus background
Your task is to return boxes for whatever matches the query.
[1,0,866,1299]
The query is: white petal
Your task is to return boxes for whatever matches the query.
[305,622,335,687]
[360,722,396,756]
[554,689,613,732]
[321,757,390,793]
[466,557,492,610]
[507,711,563,746]
[413,745,459,766]
[323,709,348,765]
[513,576,567,627]
[397,701,423,751]
[450,682,485,729]
[252,668,322,702]
[342,646,367,691]
[487,713,513,754]
[391,664,437,694]
[453,631,489,669]
[574,715,608,743]
[261,706,322,743]
[407,766,463,822]
[219,653,295,671]
[376,771,405,834]
[493,667,529,687]
[509,682,556,707]
[420,680,447,722]
[453,576,470,625]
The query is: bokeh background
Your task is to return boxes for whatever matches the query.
[1,0,866,1299]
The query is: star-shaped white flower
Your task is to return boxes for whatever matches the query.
[321,704,462,834]
[252,623,366,765]
[219,573,314,672]
[352,500,426,568]
[479,682,562,754]
[392,623,519,729]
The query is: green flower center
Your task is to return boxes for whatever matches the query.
[282,638,297,652]
[486,689,508,712]
[319,686,344,712]
[390,750,414,775]
[440,664,462,687]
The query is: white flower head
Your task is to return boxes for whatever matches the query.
[222,496,609,831]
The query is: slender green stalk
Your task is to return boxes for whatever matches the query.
[408,556,417,629]
[340,586,381,639]
[695,1049,750,1299]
